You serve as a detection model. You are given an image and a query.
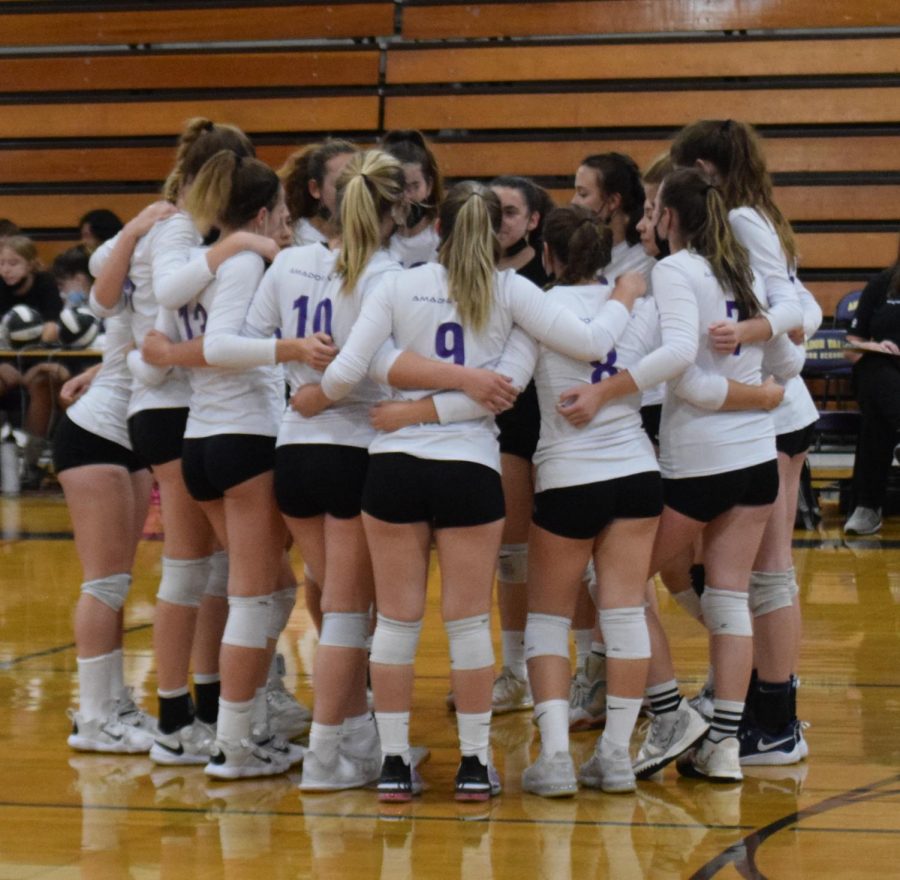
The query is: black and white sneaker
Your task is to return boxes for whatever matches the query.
[377,754,423,803]
[454,755,502,802]
[204,738,290,780]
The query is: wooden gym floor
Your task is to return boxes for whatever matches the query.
[1,493,898,879]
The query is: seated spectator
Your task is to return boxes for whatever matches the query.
[78,209,123,254]
[844,243,900,534]
[52,247,93,309]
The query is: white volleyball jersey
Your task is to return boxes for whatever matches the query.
[729,207,803,338]
[531,283,659,492]
[241,244,402,448]
[90,212,198,415]
[603,240,656,288]
[320,264,631,471]
[292,218,328,248]
[647,250,778,478]
[184,251,283,439]
[388,223,440,268]
[66,311,135,449]
[772,285,821,436]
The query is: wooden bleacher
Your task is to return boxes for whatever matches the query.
[0,0,896,316]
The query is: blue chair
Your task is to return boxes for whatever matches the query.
[833,289,862,330]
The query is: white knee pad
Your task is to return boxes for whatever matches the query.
[222,595,272,649]
[446,614,494,670]
[370,614,422,666]
[82,573,131,612]
[156,556,211,608]
[320,612,371,649]
[748,570,794,618]
[497,543,528,583]
[266,586,297,640]
[524,613,570,661]
[787,566,799,599]
[673,588,703,621]
[701,587,752,637]
[205,550,229,599]
[598,606,650,660]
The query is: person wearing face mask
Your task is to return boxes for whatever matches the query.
[280,139,357,249]
[52,247,94,309]
[382,130,444,268]
[572,153,656,287]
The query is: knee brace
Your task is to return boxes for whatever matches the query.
[673,588,703,621]
[446,614,494,670]
[598,606,650,660]
[701,587,752,637]
[524,613,570,661]
[82,573,131,612]
[370,614,422,666]
[156,556,211,608]
[266,586,297,640]
[222,595,272,649]
[748,570,794,618]
[497,543,528,584]
[320,611,371,650]
[205,550,229,599]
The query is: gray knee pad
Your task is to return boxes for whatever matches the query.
[222,595,271,650]
[205,550,229,599]
[497,543,528,584]
[446,614,494,670]
[701,587,752,637]
[82,573,131,612]
[156,556,211,608]
[320,612,371,649]
[266,586,297,640]
[524,612,570,661]
[748,570,794,618]
[370,614,422,665]
[598,606,650,660]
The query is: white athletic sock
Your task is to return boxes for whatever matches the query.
[457,711,492,763]
[309,722,342,765]
[375,711,411,764]
[534,699,569,757]
[110,648,125,699]
[574,629,592,672]
[77,653,113,720]
[601,694,643,751]
[217,697,254,744]
[501,630,527,679]
[250,687,267,732]
[342,712,378,753]
[266,651,281,686]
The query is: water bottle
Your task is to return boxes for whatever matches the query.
[1,439,20,496]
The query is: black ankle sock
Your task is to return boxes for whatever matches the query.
[754,679,793,732]
[194,680,220,725]
[158,692,194,735]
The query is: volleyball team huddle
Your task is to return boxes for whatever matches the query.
[58,117,815,803]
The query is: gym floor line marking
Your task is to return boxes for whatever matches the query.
[689,774,900,879]
[0,624,152,670]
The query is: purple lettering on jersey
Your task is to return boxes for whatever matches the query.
[435,321,465,365]
[177,303,207,340]
[293,295,333,338]
[590,349,618,383]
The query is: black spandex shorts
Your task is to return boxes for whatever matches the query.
[533,470,662,540]
[181,434,275,502]
[663,459,779,523]
[53,413,144,474]
[362,452,505,529]
[640,404,662,448]
[496,381,540,461]
[775,423,816,458]
[128,408,189,468]
[275,443,369,520]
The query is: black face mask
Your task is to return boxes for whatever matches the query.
[654,229,671,259]
[504,237,529,258]
[404,201,428,229]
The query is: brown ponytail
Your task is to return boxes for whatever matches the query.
[543,206,612,286]
[279,138,357,222]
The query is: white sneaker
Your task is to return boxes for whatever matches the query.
[688,683,715,722]
[492,666,533,714]
[677,736,742,782]
[205,738,291,780]
[579,739,636,793]
[633,697,708,779]
[150,719,217,766]
[114,687,157,748]
[266,678,312,740]
[522,750,578,798]
[844,506,883,535]
[568,653,606,731]
[299,749,380,792]
[253,729,306,767]
[67,710,152,754]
